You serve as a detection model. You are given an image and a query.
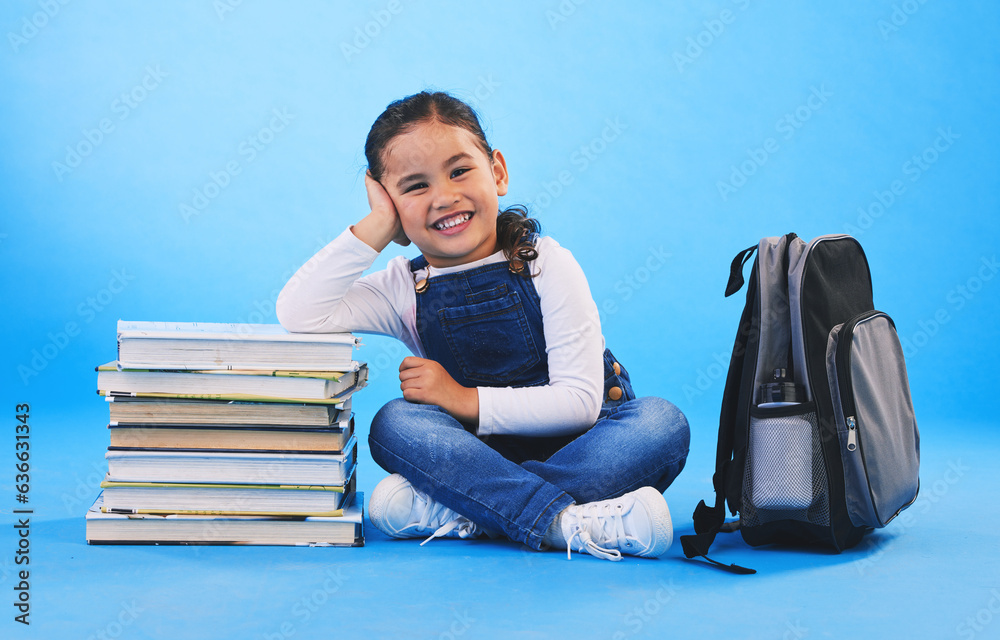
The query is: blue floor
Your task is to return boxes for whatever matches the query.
[9,403,998,640]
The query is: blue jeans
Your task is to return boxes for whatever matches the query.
[368,395,690,550]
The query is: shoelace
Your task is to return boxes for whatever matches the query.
[420,517,479,546]
[564,500,639,561]
[411,493,479,546]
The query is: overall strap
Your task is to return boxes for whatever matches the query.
[407,254,549,390]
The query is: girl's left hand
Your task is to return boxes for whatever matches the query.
[399,357,479,426]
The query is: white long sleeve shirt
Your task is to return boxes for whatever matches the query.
[276,228,605,437]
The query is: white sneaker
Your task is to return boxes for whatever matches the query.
[560,487,673,561]
[368,474,482,545]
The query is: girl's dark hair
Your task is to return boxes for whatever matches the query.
[365,91,540,275]
[496,204,540,274]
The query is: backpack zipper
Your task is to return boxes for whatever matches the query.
[835,310,889,440]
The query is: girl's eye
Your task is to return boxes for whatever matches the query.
[403,182,427,193]
[451,167,470,178]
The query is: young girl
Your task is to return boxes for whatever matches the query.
[276,91,689,561]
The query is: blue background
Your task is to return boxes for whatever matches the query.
[1,1,998,639]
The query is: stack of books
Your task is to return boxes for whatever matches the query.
[85,321,367,546]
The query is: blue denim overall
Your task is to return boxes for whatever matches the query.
[368,254,690,550]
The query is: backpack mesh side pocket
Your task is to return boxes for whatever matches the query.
[742,406,830,528]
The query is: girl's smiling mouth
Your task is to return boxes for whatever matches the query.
[432,211,473,233]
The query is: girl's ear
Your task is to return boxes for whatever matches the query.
[491,149,509,197]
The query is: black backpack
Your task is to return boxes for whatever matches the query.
[681,233,920,574]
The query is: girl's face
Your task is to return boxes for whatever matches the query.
[380,119,508,268]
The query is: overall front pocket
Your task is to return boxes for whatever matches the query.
[438,290,544,386]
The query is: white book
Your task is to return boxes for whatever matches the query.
[99,474,356,516]
[105,437,358,485]
[97,362,367,403]
[117,321,359,371]
[86,492,365,546]
[106,396,352,427]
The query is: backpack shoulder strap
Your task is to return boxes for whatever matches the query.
[681,241,760,575]
[682,233,799,574]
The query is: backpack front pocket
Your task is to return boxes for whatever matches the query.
[826,311,920,528]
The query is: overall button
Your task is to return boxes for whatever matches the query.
[608,386,623,401]
[612,362,621,375]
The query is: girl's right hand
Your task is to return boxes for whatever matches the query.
[360,172,410,248]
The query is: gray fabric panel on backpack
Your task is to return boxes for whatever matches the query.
[743,235,831,529]
[826,313,920,528]
[848,314,920,526]
[753,236,799,395]
[784,236,811,399]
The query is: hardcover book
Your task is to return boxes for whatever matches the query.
[116,321,360,372]
[105,437,358,485]
[86,491,365,546]
[107,416,355,453]
[107,396,352,427]
[97,362,368,403]
[100,473,356,516]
